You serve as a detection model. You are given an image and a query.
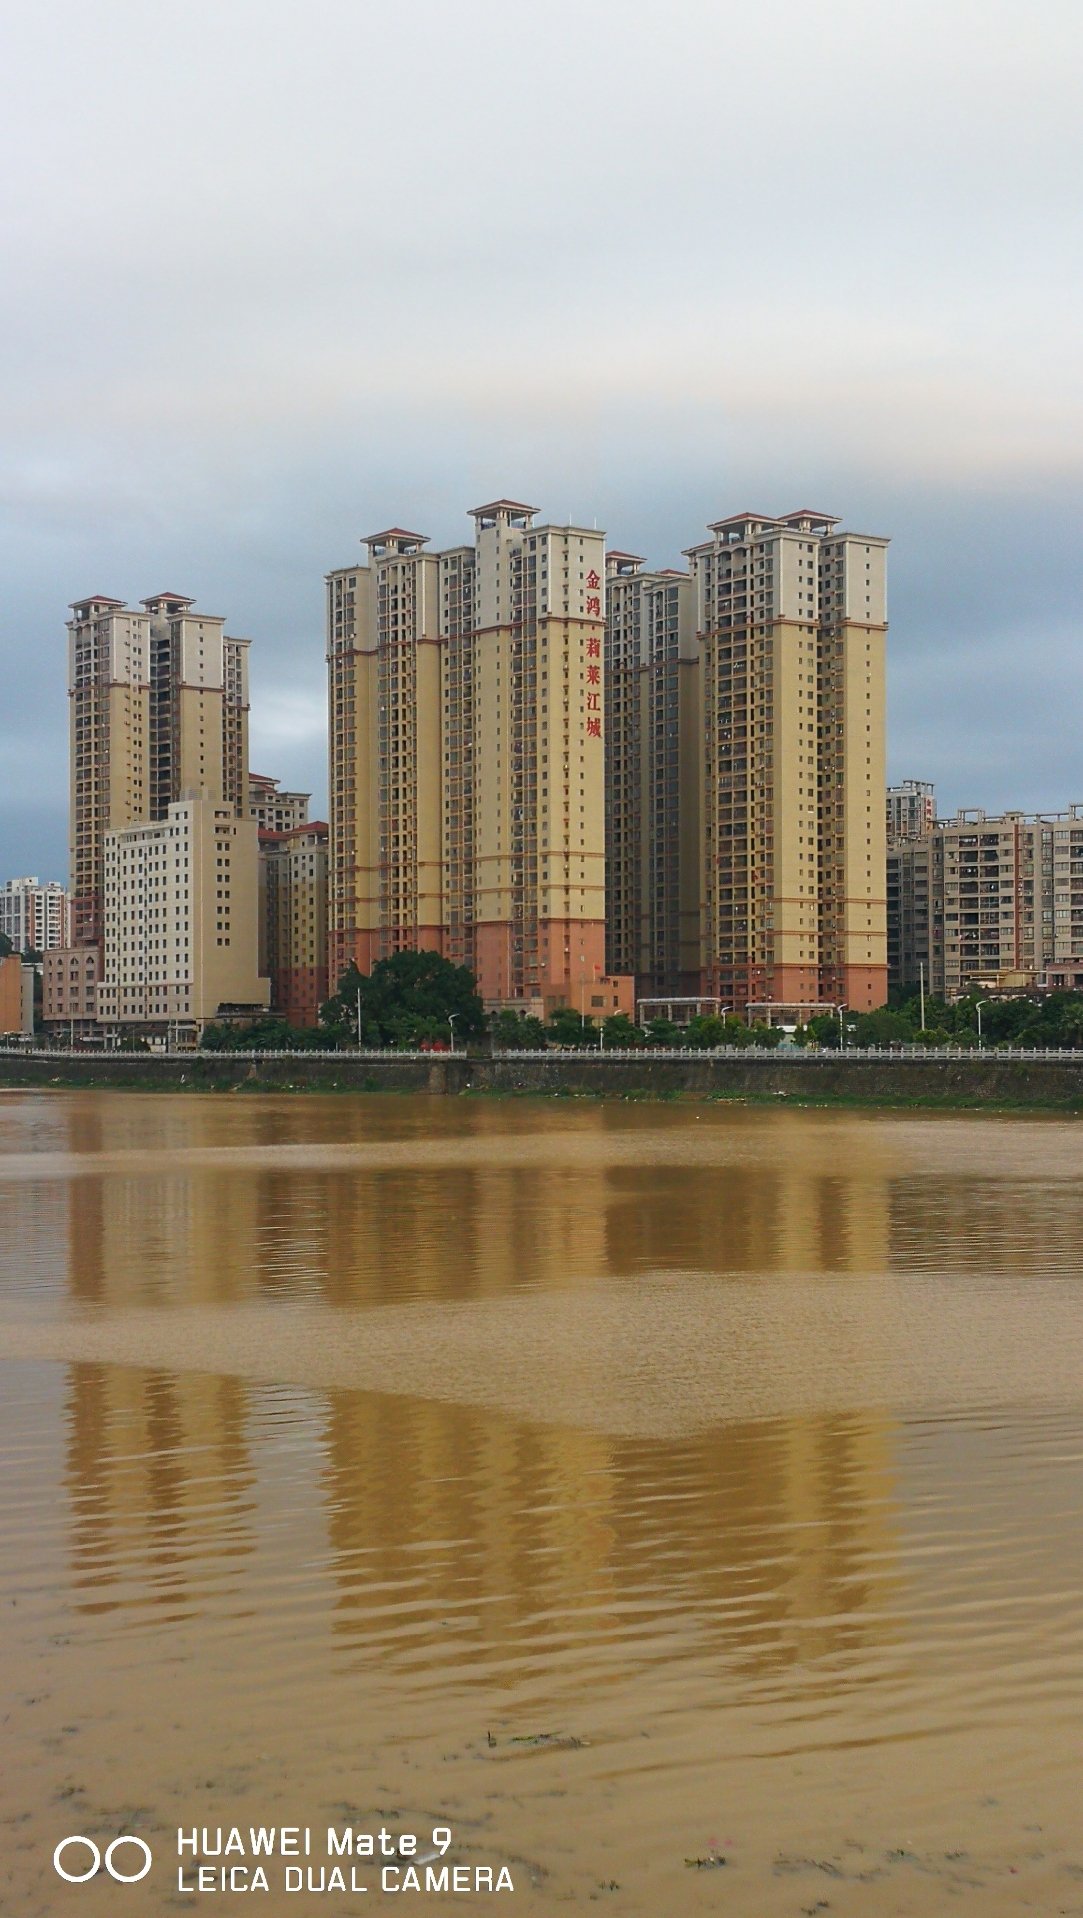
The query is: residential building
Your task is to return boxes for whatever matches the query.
[604,554,700,993]
[248,772,311,835]
[67,590,251,959]
[887,779,935,844]
[0,877,70,954]
[687,509,888,1016]
[0,955,34,1036]
[259,820,329,1027]
[43,948,100,1036]
[887,805,1083,998]
[327,502,633,1019]
[97,798,268,1040]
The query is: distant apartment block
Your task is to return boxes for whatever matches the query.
[887,779,935,844]
[67,591,251,957]
[248,772,311,835]
[0,877,70,954]
[604,554,700,994]
[259,819,329,1027]
[327,502,633,1019]
[685,509,888,1014]
[887,805,1083,997]
[98,799,268,1036]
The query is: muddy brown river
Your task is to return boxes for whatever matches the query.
[2,1091,1082,1915]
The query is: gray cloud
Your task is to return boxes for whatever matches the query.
[2,0,1081,877]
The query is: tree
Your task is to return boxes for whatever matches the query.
[321,950,486,1049]
[685,1014,730,1049]
[490,1009,547,1050]
[0,931,12,959]
[804,1013,841,1049]
[850,1008,913,1047]
[546,1004,592,1047]
[642,1016,682,1047]
[201,1016,328,1051]
[601,1012,640,1047]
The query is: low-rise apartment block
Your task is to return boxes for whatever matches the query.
[97,798,268,1039]
[43,947,101,1036]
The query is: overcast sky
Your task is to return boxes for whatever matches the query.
[2,0,1081,881]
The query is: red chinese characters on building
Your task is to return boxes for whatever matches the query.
[585,588,603,739]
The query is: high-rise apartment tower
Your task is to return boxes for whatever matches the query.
[604,554,700,993]
[328,503,630,1016]
[67,592,251,955]
[686,509,888,1014]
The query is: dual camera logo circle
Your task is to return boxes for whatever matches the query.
[53,1836,152,1883]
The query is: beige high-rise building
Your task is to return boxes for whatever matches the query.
[98,799,268,1036]
[328,502,632,1017]
[64,583,254,1035]
[67,591,251,959]
[604,554,700,993]
[686,509,888,1015]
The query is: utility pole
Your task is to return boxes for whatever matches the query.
[919,960,926,1034]
[356,984,362,1049]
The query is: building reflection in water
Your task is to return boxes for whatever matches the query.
[51,1096,901,1685]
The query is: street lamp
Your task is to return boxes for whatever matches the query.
[448,1013,458,1054]
[356,984,362,1049]
[975,998,988,1048]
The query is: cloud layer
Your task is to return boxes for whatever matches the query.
[2,0,1081,876]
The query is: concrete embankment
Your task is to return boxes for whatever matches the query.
[2,1049,1083,1108]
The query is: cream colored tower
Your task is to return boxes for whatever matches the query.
[67,590,251,963]
[327,503,624,1014]
[68,595,152,949]
[687,509,888,1016]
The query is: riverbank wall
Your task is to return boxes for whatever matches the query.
[3,1049,1083,1109]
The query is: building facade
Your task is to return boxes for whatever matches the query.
[98,799,268,1038]
[887,805,1083,998]
[248,772,311,835]
[604,554,700,993]
[67,591,251,959]
[0,955,34,1036]
[43,947,100,1035]
[687,509,888,1016]
[0,877,70,954]
[259,821,329,1027]
[327,502,632,1018]
[887,779,935,845]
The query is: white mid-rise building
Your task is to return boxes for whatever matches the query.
[0,877,71,954]
[98,797,268,1037]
